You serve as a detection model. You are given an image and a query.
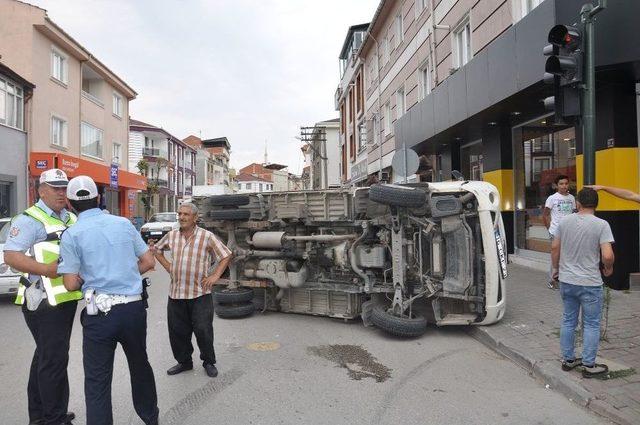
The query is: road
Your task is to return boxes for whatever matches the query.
[0,268,609,425]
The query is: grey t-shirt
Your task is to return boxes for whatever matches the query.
[557,213,614,286]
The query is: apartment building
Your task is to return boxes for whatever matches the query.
[360,0,640,288]
[0,61,34,218]
[299,119,341,189]
[184,135,232,188]
[0,0,145,217]
[235,173,273,194]
[239,163,290,192]
[335,23,369,186]
[129,119,196,213]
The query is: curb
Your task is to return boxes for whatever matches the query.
[468,326,636,425]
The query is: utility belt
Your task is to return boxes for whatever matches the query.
[85,289,142,315]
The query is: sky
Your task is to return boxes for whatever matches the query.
[28,0,379,174]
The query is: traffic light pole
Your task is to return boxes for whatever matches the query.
[580,0,606,185]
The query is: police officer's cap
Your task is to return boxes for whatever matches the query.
[39,168,69,187]
[67,175,98,201]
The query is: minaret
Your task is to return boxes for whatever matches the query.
[264,140,268,165]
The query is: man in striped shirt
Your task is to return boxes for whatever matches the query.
[151,202,232,378]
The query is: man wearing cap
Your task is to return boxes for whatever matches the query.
[3,168,80,425]
[58,175,159,425]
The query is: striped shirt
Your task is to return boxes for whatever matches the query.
[156,226,232,299]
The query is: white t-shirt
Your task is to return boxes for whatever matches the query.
[545,192,576,237]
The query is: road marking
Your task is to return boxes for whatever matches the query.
[246,341,281,351]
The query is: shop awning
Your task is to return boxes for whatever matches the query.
[30,152,147,190]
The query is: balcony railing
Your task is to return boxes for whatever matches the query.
[143,147,167,157]
[151,178,168,188]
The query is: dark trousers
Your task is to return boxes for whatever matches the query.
[167,294,216,367]
[82,301,158,425]
[23,300,77,425]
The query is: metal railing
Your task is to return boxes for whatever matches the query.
[143,147,167,157]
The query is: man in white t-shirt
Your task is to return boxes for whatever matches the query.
[543,174,576,289]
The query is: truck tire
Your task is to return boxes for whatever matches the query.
[208,209,251,221]
[368,184,426,208]
[207,194,250,207]
[371,304,427,337]
[213,287,254,304]
[214,302,255,319]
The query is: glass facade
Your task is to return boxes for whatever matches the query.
[514,121,576,254]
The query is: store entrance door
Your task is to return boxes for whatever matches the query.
[513,117,576,257]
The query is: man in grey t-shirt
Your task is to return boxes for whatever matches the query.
[551,187,615,378]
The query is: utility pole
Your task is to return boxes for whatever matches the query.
[581,0,607,185]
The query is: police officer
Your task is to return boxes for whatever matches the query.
[3,168,79,425]
[58,176,159,425]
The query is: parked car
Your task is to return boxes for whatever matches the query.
[140,212,179,242]
[0,217,21,297]
[193,182,508,337]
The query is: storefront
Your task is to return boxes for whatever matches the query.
[394,0,640,288]
[29,152,146,218]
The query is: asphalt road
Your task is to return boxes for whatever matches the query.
[0,269,609,425]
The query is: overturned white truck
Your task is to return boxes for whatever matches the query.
[193,181,507,337]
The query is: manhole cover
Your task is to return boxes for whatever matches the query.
[246,341,281,351]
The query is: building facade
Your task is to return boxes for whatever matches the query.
[129,119,196,214]
[359,0,640,288]
[239,163,290,192]
[0,62,33,218]
[184,135,231,188]
[0,0,146,217]
[300,119,341,189]
[336,24,370,186]
[235,173,273,194]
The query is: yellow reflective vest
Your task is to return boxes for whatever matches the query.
[14,205,82,306]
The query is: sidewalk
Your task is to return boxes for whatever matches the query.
[468,264,640,425]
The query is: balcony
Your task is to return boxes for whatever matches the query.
[150,178,168,188]
[143,147,167,157]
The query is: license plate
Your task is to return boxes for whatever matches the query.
[495,229,508,279]
[150,231,162,235]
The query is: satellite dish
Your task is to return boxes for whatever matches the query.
[391,147,419,178]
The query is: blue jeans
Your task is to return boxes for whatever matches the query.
[560,282,603,366]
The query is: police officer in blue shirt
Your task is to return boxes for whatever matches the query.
[58,176,159,425]
[4,168,78,425]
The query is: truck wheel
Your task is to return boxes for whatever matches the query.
[207,194,250,207]
[214,302,255,319]
[371,304,427,337]
[368,184,426,208]
[213,287,254,304]
[208,209,251,221]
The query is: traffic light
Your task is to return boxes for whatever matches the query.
[542,24,583,122]
[545,25,583,86]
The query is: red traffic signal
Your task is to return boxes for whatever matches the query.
[548,25,582,49]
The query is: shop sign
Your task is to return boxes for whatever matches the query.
[351,159,368,182]
[110,163,119,189]
[59,157,80,174]
[35,160,48,169]
[128,191,136,200]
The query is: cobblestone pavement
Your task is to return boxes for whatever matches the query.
[469,264,640,425]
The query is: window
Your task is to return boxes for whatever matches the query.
[396,87,406,118]
[245,183,251,190]
[51,48,67,84]
[259,183,263,192]
[382,36,390,65]
[521,0,543,18]
[81,122,104,158]
[112,93,123,117]
[112,142,122,164]
[356,73,363,114]
[415,0,427,17]
[340,102,346,134]
[395,12,404,46]
[358,123,367,151]
[418,60,431,100]
[0,77,24,130]
[51,116,67,147]
[453,16,472,68]
[533,157,551,182]
[373,115,380,145]
[384,102,392,135]
[349,89,354,123]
